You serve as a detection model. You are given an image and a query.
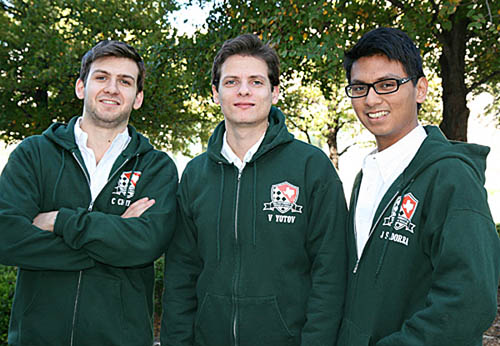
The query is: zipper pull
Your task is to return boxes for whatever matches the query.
[88,200,94,212]
[353,258,360,274]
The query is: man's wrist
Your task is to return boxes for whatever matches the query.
[53,208,68,236]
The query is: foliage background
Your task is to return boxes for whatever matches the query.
[1,0,499,164]
[0,266,17,344]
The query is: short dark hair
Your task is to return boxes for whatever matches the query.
[79,40,145,92]
[343,27,425,85]
[212,34,280,91]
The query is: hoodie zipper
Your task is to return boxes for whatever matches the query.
[234,171,242,241]
[69,152,131,345]
[69,152,92,346]
[353,190,400,274]
[232,170,242,346]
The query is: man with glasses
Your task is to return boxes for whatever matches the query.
[337,27,500,345]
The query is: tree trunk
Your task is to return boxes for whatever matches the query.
[438,6,470,142]
[326,125,339,170]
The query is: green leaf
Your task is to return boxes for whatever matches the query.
[467,21,482,30]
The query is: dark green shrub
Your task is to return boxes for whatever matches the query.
[0,265,17,344]
[154,256,165,337]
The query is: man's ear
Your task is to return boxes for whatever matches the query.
[133,91,144,110]
[212,84,220,104]
[75,79,85,100]
[416,76,428,104]
[271,85,280,104]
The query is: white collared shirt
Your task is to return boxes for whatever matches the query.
[355,125,427,257]
[221,130,266,172]
[74,117,131,202]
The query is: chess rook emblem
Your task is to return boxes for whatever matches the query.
[113,171,142,199]
[394,193,418,233]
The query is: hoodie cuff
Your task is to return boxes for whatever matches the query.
[53,207,73,237]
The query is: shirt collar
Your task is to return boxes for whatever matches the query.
[74,117,88,148]
[365,125,427,183]
[74,117,130,150]
[221,130,266,172]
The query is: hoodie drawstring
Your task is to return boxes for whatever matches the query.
[375,180,415,278]
[216,163,224,262]
[252,162,257,247]
[215,161,258,261]
[53,149,66,205]
[375,240,389,278]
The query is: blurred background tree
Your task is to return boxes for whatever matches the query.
[2,0,498,159]
[0,0,217,155]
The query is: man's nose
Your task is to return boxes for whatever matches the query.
[238,81,250,95]
[104,79,119,94]
[364,85,382,106]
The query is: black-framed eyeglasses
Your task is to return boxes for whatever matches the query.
[345,76,415,98]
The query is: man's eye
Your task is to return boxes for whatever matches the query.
[352,85,367,92]
[121,79,131,86]
[224,80,236,86]
[379,81,397,89]
[252,80,264,86]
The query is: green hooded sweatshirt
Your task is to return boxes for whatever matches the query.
[0,117,178,346]
[161,107,348,346]
[337,126,500,346]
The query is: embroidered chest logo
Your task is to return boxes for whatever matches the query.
[263,181,303,224]
[381,193,419,247]
[401,194,418,221]
[111,171,142,207]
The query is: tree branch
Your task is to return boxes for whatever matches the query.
[467,70,500,93]
[338,144,353,157]
[287,116,312,143]
[485,0,493,23]
[387,0,405,9]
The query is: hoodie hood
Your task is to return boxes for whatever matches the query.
[206,106,294,163]
[402,125,489,186]
[42,116,154,156]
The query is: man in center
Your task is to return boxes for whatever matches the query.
[161,34,348,346]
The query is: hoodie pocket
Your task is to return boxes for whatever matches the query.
[194,294,233,346]
[337,318,371,346]
[73,273,125,345]
[17,271,76,345]
[238,296,296,346]
[194,294,297,346]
